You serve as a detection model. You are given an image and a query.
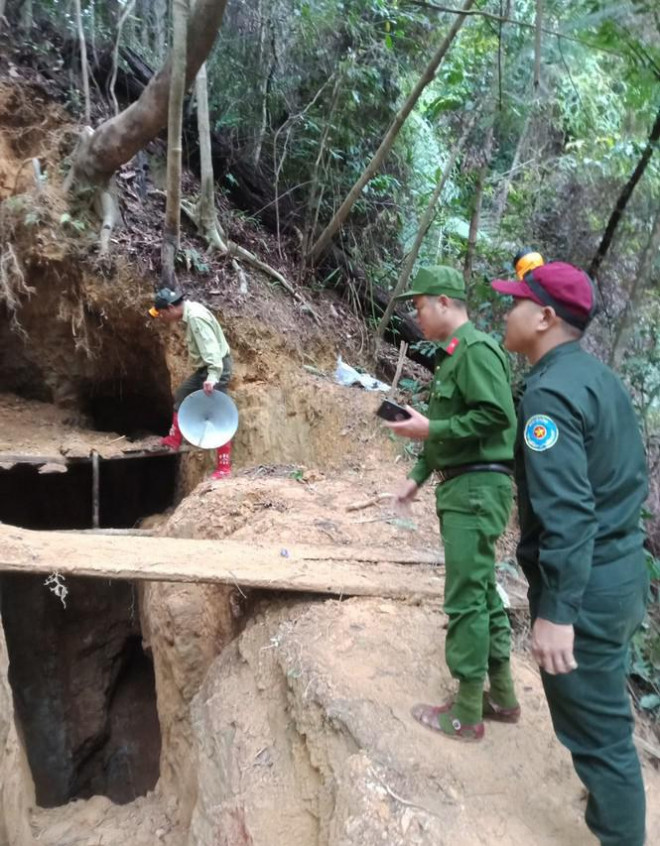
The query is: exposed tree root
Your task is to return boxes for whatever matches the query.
[0,241,35,338]
[180,197,320,323]
[97,186,118,256]
[64,130,120,255]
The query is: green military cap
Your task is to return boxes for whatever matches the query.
[394,265,466,301]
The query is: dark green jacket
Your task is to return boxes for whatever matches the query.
[515,341,648,625]
[408,321,516,486]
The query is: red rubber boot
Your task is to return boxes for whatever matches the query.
[211,440,232,480]
[161,412,183,451]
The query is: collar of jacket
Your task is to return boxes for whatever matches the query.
[527,340,581,379]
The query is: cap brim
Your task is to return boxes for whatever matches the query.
[393,291,416,301]
[491,279,534,299]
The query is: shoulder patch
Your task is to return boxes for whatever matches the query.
[524,414,559,452]
[445,337,460,355]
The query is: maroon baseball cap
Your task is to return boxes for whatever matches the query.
[491,262,595,329]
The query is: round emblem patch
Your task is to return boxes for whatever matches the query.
[524,414,559,452]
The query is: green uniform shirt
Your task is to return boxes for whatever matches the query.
[515,341,648,625]
[182,301,230,383]
[408,321,516,486]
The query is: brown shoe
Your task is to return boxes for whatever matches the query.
[482,693,521,724]
[411,703,484,742]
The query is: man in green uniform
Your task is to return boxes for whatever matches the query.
[150,287,234,479]
[385,265,520,741]
[491,261,648,846]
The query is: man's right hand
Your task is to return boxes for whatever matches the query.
[393,478,419,518]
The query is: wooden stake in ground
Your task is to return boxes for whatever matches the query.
[346,493,395,513]
[389,342,409,395]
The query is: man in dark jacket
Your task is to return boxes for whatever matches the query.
[492,261,649,846]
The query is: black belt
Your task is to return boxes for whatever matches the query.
[436,462,513,484]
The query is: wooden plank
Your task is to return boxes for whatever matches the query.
[0,455,67,467]
[0,445,191,467]
[60,528,158,537]
[0,523,445,600]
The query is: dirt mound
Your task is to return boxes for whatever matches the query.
[165,461,438,550]
[31,793,180,846]
[187,595,660,846]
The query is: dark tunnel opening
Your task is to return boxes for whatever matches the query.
[0,452,178,530]
[82,377,172,437]
[0,452,178,807]
[0,575,162,808]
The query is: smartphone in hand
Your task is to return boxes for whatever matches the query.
[376,399,412,422]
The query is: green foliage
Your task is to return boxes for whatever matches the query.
[628,552,660,718]
[59,212,86,232]
[178,248,210,274]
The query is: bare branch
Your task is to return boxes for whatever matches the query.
[588,104,660,284]
[110,0,137,116]
[73,0,91,123]
[406,0,626,57]
[534,0,543,94]
[310,0,476,262]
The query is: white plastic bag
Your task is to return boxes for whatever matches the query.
[334,356,390,392]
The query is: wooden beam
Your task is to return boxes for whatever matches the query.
[0,446,189,468]
[0,523,445,600]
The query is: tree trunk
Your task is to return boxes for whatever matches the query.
[463,162,487,283]
[302,74,342,262]
[19,0,32,33]
[588,103,660,282]
[492,113,530,229]
[309,0,476,262]
[195,62,226,249]
[161,0,189,286]
[252,0,274,169]
[155,0,169,61]
[463,123,493,283]
[73,0,91,124]
[610,209,660,368]
[534,0,543,94]
[109,0,136,116]
[139,0,151,53]
[376,119,473,339]
[72,0,228,187]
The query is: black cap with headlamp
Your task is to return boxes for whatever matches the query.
[149,288,184,318]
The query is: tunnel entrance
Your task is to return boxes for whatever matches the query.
[0,452,178,530]
[0,451,178,807]
[81,377,172,437]
[0,574,161,807]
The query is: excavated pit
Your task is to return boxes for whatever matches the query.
[0,449,176,809]
[0,297,173,438]
[0,246,202,812]
[0,574,161,808]
[0,283,179,810]
[0,453,178,530]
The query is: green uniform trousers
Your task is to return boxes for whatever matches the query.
[528,557,648,846]
[436,471,513,682]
